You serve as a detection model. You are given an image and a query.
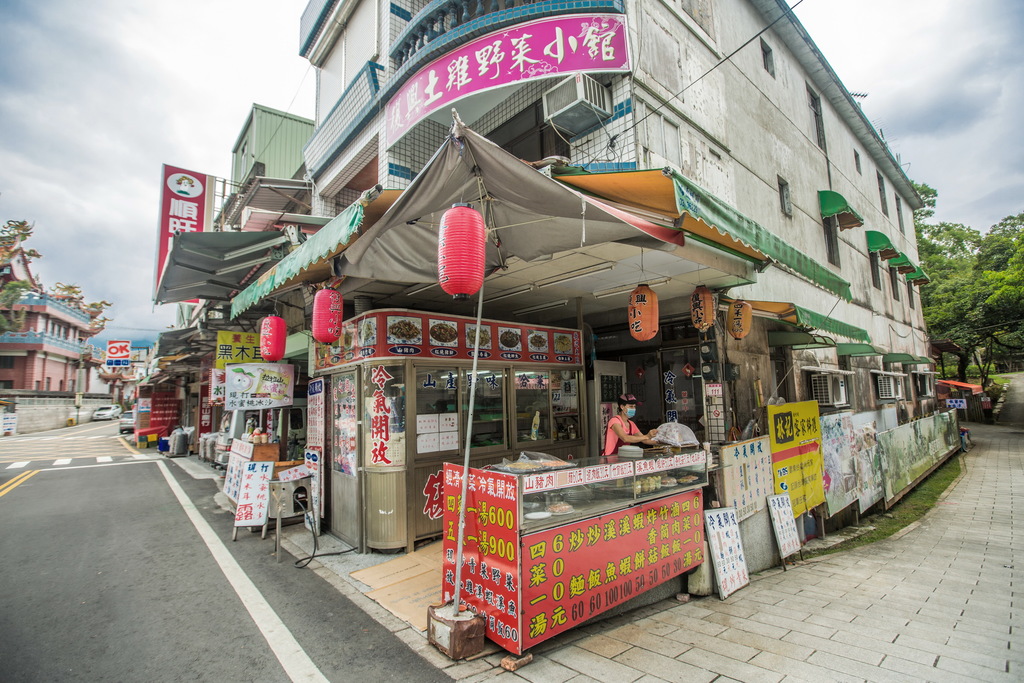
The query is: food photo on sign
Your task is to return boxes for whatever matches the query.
[223,363,295,410]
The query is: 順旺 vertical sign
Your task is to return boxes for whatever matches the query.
[155,164,213,297]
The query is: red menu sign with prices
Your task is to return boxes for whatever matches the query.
[313,309,582,373]
[520,489,704,651]
[441,463,521,652]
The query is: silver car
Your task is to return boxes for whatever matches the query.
[92,405,122,421]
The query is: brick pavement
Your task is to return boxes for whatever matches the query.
[287,376,1024,682]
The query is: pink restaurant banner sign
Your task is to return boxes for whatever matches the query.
[387,14,631,144]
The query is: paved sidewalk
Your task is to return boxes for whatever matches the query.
[283,376,1024,682]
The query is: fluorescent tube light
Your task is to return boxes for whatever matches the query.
[535,263,615,288]
[484,285,534,303]
[513,299,569,316]
[593,278,670,299]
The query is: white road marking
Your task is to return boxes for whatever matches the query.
[156,461,327,683]
[96,456,113,463]
[54,459,72,466]
[6,462,28,469]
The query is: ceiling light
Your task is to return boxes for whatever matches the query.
[513,299,569,316]
[535,263,615,288]
[400,282,437,296]
[594,278,671,299]
[484,284,534,303]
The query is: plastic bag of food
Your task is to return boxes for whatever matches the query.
[653,422,699,447]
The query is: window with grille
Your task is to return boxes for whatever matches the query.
[807,86,826,149]
[778,176,792,216]
[914,373,934,397]
[761,39,775,77]
[870,252,882,289]
[877,172,889,215]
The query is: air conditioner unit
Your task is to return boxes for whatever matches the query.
[810,374,848,406]
[875,374,903,400]
[542,74,613,136]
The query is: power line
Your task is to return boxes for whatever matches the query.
[630,0,807,134]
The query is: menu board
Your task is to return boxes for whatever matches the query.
[233,460,274,528]
[719,437,773,522]
[441,463,521,652]
[312,309,582,372]
[704,507,750,600]
[520,489,704,653]
[767,494,801,559]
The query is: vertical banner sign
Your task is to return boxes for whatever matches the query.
[704,507,750,600]
[767,494,802,559]
[156,164,213,296]
[442,464,521,651]
[331,373,358,475]
[233,461,273,527]
[718,436,772,521]
[304,447,322,535]
[210,368,226,405]
[767,401,824,517]
[307,378,326,450]
[520,489,704,653]
[105,340,131,367]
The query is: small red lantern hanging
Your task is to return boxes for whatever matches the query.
[628,284,659,341]
[690,285,715,332]
[260,315,286,362]
[727,300,753,339]
[437,204,486,301]
[311,289,344,344]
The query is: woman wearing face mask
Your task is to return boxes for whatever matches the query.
[603,393,659,456]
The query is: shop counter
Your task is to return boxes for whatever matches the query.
[440,448,708,655]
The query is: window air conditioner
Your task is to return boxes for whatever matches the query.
[875,374,902,400]
[542,74,613,136]
[810,373,848,407]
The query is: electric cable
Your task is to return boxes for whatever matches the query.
[290,494,357,569]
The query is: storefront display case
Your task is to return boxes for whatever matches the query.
[440,447,708,654]
[313,309,586,552]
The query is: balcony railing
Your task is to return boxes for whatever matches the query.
[17,292,92,324]
[0,331,88,355]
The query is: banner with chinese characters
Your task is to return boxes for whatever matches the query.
[313,309,582,373]
[441,464,521,652]
[224,363,295,411]
[386,15,631,145]
[520,489,703,653]
[331,372,358,475]
[705,507,750,600]
[767,401,824,517]
[233,460,274,527]
[719,436,773,521]
[767,494,801,559]
[216,330,264,369]
[156,164,213,297]
[363,363,406,468]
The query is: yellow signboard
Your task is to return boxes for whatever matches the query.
[215,330,264,369]
[767,401,824,517]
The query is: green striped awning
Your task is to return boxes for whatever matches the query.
[668,171,852,300]
[865,230,901,259]
[836,343,885,356]
[906,267,930,284]
[818,190,864,230]
[732,299,871,343]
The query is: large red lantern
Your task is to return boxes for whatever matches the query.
[690,285,715,332]
[727,300,753,339]
[628,284,659,341]
[437,204,485,301]
[311,289,343,344]
[260,315,286,362]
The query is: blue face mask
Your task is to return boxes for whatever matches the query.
[626,408,637,418]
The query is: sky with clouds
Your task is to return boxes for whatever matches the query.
[1,0,1020,349]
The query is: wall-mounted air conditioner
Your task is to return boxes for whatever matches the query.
[810,373,848,407]
[542,73,613,136]
[875,374,903,400]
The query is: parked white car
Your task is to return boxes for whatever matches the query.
[92,405,122,421]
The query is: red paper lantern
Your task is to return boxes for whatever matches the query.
[690,285,714,332]
[311,289,343,344]
[628,284,659,341]
[260,315,286,362]
[727,300,753,339]
[437,204,485,301]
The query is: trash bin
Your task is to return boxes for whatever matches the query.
[157,437,170,452]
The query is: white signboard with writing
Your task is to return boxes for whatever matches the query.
[767,494,802,560]
[946,398,967,409]
[704,507,750,600]
[233,460,274,527]
[304,447,322,535]
[719,436,772,521]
